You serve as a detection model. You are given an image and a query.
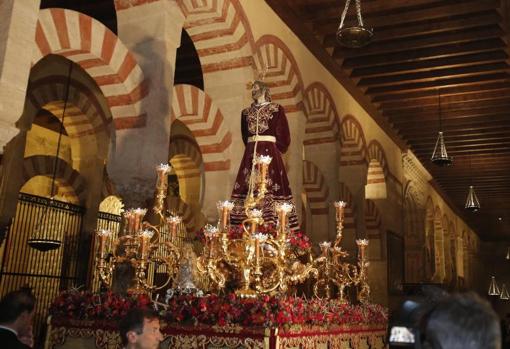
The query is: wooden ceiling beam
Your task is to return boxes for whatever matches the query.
[342,39,505,68]
[304,0,499,25]
[380,89,510,110]
[372,80,510,102]
[366,72,509,95]
[389,107,510,123]
[352,51,507,78]
[358,62,508,88]
[331,25,503,57]
[387,99,510,119]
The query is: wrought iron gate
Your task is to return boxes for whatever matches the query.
[0,193,84,345]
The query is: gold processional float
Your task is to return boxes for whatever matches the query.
[94,157,370,303]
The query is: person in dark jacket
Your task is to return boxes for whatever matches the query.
[0,289,36,349]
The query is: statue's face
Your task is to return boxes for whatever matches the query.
[251,82,264,100]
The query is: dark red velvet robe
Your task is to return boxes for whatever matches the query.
[231,102,299,230]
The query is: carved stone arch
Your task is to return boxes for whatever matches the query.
[404,181,424,282]
[424,197,436,281]
[171,84,231,172]
[303,82,340,146]
[365,199,383,260]
[433,206,445,282]
[442,214,453,284]
[177,0,255,78]
[302,160,329,243]
[253,35,305,113]
[27,73,112,160]
[34,9,148,129]
[21,155,87,204]
[340,115,367,166]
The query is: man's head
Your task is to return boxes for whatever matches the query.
[119,308,163,349]
[0,289,35,333]
[251,80,271,102]
[421,292,501,349]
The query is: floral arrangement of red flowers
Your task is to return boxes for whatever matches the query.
[161,294,387,328]
[195,224,311,256]
[49,291,387,329]
[49,290,151,322]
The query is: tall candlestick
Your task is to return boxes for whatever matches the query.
[217,201,234,232]
[167,215,182,242]
[275,203,293,236]
[154,164,171,215]
[96,229,111,259]
[139,230,154,260]
[356,239,369,260]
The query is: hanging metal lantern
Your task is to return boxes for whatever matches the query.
[464,185,480,212]
[27,198,62,252]
[431,131,453,166]
[506,247,510,260]
[336,0,373,48]
[488,276,500,296]
[27,62,73,252]
[431,90,452,166]
[501,284,510,300]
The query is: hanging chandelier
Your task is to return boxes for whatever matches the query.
[27,61,73,252]
[464,155,480,212]
[501,284,510,300]
[464,185,480,212]
[336,0,373,48]
[431,90,453,166]
[488,276,500,296]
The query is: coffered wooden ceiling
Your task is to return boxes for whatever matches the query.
[266,0,510,240]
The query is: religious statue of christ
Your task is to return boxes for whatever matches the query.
[230,80,299,230]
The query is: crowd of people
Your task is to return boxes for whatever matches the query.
[0,286,505,349]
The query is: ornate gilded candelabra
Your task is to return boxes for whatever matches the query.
[197,201,317,297]
[95,164,181,294]
[313,201,370,303]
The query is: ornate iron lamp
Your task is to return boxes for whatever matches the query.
[336,0,373,48]
[431,90,453,166]
[501,284,510,300]
[464,156,480,212]
[464,185,480,212]
[488,276,500,296]
[27,62,73,252]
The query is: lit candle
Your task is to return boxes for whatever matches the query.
[96,229,111,259]
[247,209,263,235]
[275,202,293,235]
[216,200,234,231]
[334,201,346,222]
[156,163,171,189]
[257,155,272,187]
[167,215,182,242]
[252,233,268,262]
[319,241,331,257]
[139,230,154,260]
[356,239,369,260]
[133,208,147,232]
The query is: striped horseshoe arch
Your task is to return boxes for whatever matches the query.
[302,160,329,216]
[177,0,255,76]
[34,9,148,130]
[28,76,112,140]
[340,115,367,167]
[171,84,231,172]
[22,155,87,204]
[253,35,305,114]
[303,82,340,146]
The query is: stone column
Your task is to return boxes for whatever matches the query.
[108,1,184,209]
[0,0,40,148]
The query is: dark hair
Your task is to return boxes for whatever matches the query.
[118,308,159,346]
[0,289,36,323]
[421,292,501,349]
